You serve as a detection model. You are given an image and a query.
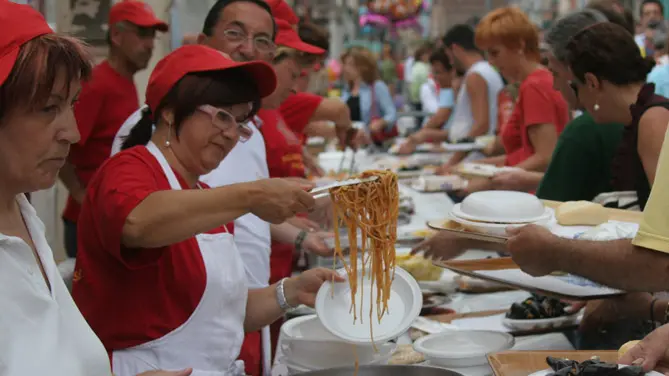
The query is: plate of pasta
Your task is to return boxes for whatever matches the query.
[314,169,422,346]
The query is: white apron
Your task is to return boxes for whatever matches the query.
[111,142,248,376]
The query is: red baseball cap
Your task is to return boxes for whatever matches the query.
[266,0,299,25]
[276,19,325,55]
[109,0,169,32]
[0,0,53,87]
[146,45,277,114]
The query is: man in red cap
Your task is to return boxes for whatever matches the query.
[59,0,168,259]
[266,0,299,27]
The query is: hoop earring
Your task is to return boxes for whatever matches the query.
[165,123,172,147]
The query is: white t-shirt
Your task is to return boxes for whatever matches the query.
[201,118,271,289]
[448,61,504,142]
[419,78,439,115]
[0,194,111,376]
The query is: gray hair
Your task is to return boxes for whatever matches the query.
[544,9,608,63]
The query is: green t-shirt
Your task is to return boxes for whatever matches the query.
[379,59,397,85]
[410,62,429,103]
[536,112,624,202]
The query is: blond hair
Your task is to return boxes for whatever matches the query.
[341,47,379,85]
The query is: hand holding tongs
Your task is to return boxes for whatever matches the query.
[310,176,379,199]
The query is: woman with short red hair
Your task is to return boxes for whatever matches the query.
[455,6,569,195]
[476,6,569,170]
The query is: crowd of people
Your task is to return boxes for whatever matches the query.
[5,0,669,374]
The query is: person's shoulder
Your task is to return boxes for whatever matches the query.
[89,61,115,81]
[98,146,155,175]
[373,80,391,92]
[82,61,118,93]
[648,64,669,81]
[521,69,553,89]
[560,113,624,141]
[257,108,280,128]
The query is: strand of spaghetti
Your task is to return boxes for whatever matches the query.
[348,220,358,321]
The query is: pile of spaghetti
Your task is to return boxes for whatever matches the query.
[330,169,399,344]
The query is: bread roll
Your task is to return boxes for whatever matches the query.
[618,340,640,360]
[556,201,608,226]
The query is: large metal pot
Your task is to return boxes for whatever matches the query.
[296,365,464,376]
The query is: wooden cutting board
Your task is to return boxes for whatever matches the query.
[487,350,618,376]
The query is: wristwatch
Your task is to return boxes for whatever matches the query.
[276,278,296,312]
[294,230,308,252]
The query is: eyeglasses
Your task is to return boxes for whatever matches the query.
[198,104,253,142]
[222,29,276,53]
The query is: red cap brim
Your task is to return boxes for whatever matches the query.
[284,40,325,55]
[0,47,20,87]
[131,18,169,32]
[233,61,277,98]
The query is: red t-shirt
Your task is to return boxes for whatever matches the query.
[257,109,306,283]
[496,89,515,135]
[279,92,323,144]
[501,69,569,167]
[259,109,306,178]
[72,146,232,354]
[63,61,140,222]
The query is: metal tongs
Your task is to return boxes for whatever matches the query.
[337,127,363,175]
[310,176,379,199]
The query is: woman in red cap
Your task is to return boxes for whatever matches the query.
[0,1,189,375]
[71,44,342,376]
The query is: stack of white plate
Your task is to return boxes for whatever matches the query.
[280,315,397,374]
[449,191,554,236]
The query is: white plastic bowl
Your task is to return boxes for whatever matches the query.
[413,330,514,368]
[456,191,548,223]
[280,315,396,370]
[315,266,422,345]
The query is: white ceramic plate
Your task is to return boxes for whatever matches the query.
[442,142,485,152]
[502,312,582,331]
[396,169,425,179]
[454,191,549,223]
[315,266,422,345]
[457,163,521,178]
[415,144,448,153]
[413,330,515,368]
[411,175,468,193]
[529,366,663,376]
